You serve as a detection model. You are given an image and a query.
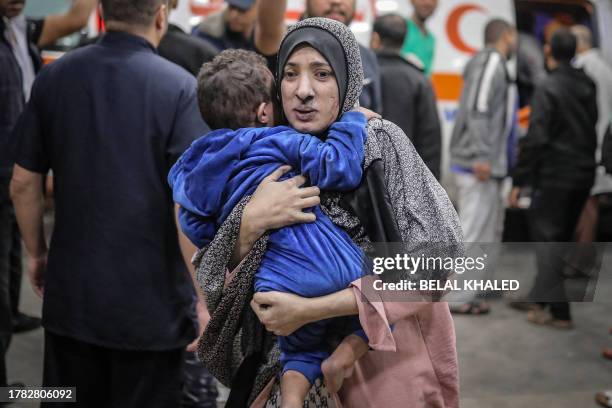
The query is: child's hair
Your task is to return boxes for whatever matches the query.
[197,49,275,130]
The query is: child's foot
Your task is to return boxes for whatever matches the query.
[321,355,355,394]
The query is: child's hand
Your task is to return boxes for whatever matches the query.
[353,107,381,121]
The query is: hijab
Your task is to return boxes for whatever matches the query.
[276,17,364,116]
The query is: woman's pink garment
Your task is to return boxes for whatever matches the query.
[250,275,459,408]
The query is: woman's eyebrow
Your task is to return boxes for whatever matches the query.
[309,61,331,69]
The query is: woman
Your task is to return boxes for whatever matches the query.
[195,18,463,407]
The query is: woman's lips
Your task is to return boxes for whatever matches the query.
[294,109,317,121]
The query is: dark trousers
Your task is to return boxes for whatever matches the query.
[0,176,17,388]
[42,331,185,408]
[528,187,591,321]
[180,351,218,408]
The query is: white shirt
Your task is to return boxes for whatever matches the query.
[5,14,36,101]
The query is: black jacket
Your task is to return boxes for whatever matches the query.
[513,64,598,189]
[376,50,441,179]
[0,17,43,176]
[158,24,217,77]
[602,123,612,174]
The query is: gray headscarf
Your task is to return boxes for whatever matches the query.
[277,18,364,115]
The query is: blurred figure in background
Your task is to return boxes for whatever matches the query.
[516,10,546,108]
[371,13,441,179]
[159,0,217,76]
[0,0,96,392]
[510,29,597,329]
[192,0,258,53]
[450,19,518,315]
[400,0,438,76]
[572,25,612,242]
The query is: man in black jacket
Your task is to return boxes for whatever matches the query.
[158,0,217,76]
[510,29,597,329]
[10,0,209,405]
[371,13,441,179]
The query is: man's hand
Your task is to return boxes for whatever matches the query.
[38,0,97,48]
[473,161,492,181]
[11,165,47,298]
[28,255,47,298]
[354,107,381,121]
[254,0,287,55]
[186,300,210,352]
[509,187,521,208]
[250,291,312,336]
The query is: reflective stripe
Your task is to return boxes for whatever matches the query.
[476,52,501,113]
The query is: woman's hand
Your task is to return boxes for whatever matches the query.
[250,291,313,336]
[353,107,381,121]
[250,288,359,336]
[244,165,320,234]
[230,165,320,267]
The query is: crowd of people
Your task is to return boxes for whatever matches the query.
[0,0,611,407]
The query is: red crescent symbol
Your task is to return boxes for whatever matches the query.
[447,4,486,55]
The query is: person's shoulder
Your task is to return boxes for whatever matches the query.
[368,117,406,139]
[52,42,98,65]
[194,10,226,40]
[378,53,425,81]
[35,43,96,80]
[403,54,426,74]
[149,53,198,86]
[359,44,378,65]
[535,73,559,97]
[583,50,612,75]
[166,26,218,56]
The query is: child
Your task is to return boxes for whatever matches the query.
[170,49,373,407]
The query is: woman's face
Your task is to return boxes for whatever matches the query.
[281,46,340,135]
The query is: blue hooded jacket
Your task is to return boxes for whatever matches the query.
[169,111,367,248]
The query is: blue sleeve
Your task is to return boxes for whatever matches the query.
[354,324,395,346]
[178,207,216,248]
[291,111,367,191]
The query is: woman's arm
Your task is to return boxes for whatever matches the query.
[250,289,358,336]
[250,281,433,353]
[37,0,97,48]
[228,165,320,269]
